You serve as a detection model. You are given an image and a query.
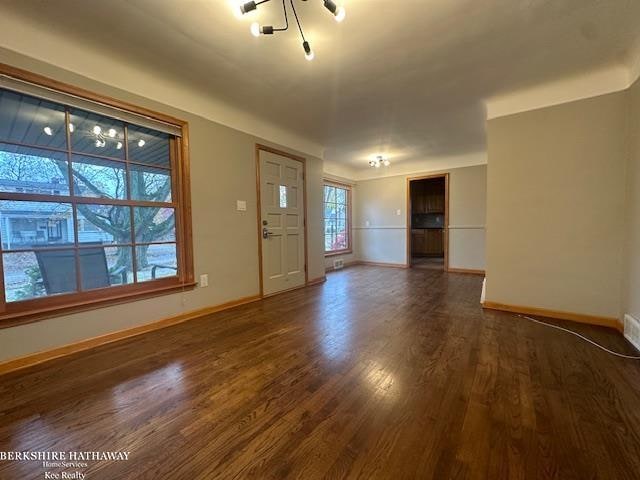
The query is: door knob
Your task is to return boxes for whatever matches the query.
[262,227,272,239]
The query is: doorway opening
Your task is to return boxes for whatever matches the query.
[406,174,449,270]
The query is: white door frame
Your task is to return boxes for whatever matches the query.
[255,144,308,297]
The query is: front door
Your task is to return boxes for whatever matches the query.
[258,148,306,296]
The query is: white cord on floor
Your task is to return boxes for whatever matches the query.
[518,314,640,360]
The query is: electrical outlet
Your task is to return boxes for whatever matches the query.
[396,209,401,216]
[236,200,247,211]
[199,274,209,288]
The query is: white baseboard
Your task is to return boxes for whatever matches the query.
[623,314,640,352]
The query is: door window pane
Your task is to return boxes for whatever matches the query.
[76,204,131,245]
[0,201,74,249]
[127,125,170,168]
[0,90,67,149]
[69,109,125,159]
[0,143,70,196]
[71,155,127,199]
[279,185,287,208]
[130,164,172,202]
[136,243,177,282]
[133,207,175,243]
[79,245,133,290]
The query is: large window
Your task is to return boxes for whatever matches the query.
[0,70,193,323]
[324,182,351,254]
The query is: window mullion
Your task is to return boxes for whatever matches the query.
[65,108,82,293]
[125,125,138,284]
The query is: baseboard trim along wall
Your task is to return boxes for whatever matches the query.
[357,261,410,269]
[482,301,623,332]
[325,262,484,274]
[448,268,486,275]
[0,294,264,376]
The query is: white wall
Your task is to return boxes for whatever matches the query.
[353,165,487,269]
[0,50,325,363]
[624,77,640,320]
[486,91,628,319]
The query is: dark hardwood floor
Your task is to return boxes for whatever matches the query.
[1,266,640,479]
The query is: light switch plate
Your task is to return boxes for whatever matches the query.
[236,200,247,211]
[396,209,401,216]
[199,274,209,288]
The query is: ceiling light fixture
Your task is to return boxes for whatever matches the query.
[237,0,346,60]
[369,155,390,168]
[43,126,53,136]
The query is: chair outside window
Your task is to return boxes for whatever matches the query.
[35,246,127,294]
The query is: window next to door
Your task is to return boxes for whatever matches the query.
[323,182,351,255]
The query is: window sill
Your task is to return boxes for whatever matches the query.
[0,280,197,329]
[325,249,353,257]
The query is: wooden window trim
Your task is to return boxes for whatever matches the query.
[0,63,195,329]
[323,180,353,256]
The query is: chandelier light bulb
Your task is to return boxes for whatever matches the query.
[138,139,146,147]
[335,6,346,22]
[240,1,256,14]
[250,22,260,37]
[383,159,391,167]
[43,126,53,136]
[116,142,123,150]
[108,128,117,138]
[323,0,337,14]
[92,125,101,135]
[68,123,74,133]
[303,41,314,61]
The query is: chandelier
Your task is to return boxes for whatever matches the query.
[369,156,391,168]
[236,0,346,61]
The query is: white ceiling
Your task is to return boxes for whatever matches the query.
[2,0,639,171]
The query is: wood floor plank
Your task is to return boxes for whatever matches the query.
[1,266,639,479]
